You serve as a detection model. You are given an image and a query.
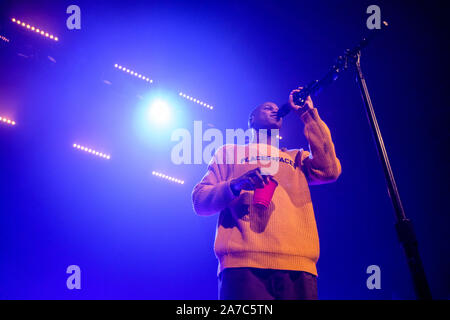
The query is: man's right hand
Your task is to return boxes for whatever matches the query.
[230,167,270,196]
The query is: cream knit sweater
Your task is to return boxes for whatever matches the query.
[192,108,341,276]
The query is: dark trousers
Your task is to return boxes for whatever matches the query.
[218,267,318,300]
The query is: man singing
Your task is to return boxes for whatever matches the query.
[191,88,342,300]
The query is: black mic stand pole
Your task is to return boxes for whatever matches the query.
[352,50,432,300]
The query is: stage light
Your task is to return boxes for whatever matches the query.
[152,171,184,184]
[179,92,214,110]
[0,35,10,43]
[276,134,283,140]
[72,144,111,159]
[11,18,58,41]
[148,99,172,126]
[0,116,16,126]
[114,64,153,84]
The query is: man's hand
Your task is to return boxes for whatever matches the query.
[230,167,270,196]
[289,86,314,117]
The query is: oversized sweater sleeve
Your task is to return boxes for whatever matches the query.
[297,107,342,185]
[191,147,237,216]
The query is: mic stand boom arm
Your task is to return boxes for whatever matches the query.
[278,21,387,117]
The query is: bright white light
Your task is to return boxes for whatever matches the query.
[148,99,171,126]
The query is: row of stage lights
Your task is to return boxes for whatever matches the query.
[0,116,16,126]
[71,144,185,185]
[11,18,58,41]
[179,92,214,110]
[152,171,184,184]
[0,35,10,43]
[73,144,111,160]
[114,64,153,83]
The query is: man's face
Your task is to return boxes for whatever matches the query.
[251,102,282,130]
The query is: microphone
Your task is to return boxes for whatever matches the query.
[277,87,312,118]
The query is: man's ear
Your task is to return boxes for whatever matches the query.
[248,114,254,128]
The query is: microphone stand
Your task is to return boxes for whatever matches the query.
[281,23,432,300]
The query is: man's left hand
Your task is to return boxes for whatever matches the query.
[289,86,314,117]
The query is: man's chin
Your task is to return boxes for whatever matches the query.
[267,120,282,130]
[259,124,281,130]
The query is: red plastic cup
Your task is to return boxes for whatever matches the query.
[253,178,278,208]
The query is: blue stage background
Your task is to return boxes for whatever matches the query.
[0,0,448,299]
